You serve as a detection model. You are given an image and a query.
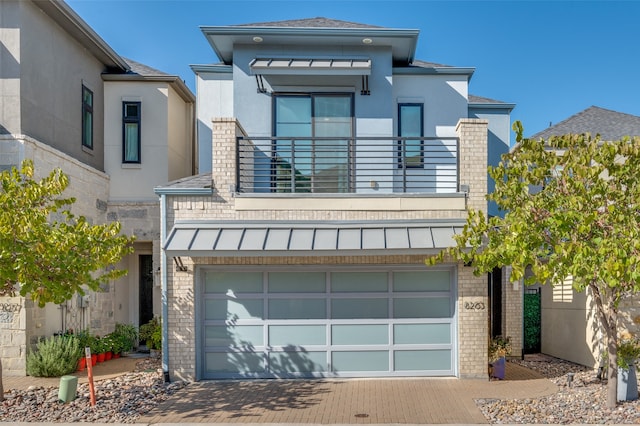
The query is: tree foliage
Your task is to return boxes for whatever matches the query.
[0,160,134,306]
[428,121,640,407]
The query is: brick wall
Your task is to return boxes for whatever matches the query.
[165,118,490,380]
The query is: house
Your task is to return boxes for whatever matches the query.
[0,0,195,375]
[156,18,516,381]
[528,106,640,368]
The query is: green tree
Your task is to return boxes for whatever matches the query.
[0,160,134,400]
[428,122,640,408]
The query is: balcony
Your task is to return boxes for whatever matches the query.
[236,136,459,195]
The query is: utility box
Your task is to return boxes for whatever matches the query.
[58,375,78,403]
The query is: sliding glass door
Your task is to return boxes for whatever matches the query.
[274,94,353,193]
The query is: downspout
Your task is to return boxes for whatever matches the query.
[160,193,170,382]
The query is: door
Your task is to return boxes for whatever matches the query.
[274,94,353,193]
[139,255,154,327]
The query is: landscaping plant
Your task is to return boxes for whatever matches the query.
[26,335,82,377]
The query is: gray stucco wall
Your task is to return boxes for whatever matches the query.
[18,1,106,171]
[0,0,22,136]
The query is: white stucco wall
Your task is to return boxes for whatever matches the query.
[104,81,170,201]
[167,85,193,182]
[194,71,233,173]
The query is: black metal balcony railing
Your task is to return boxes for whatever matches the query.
[236,136,459,194]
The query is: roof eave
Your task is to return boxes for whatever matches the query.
[190,64,233,74]
[394,66,475,78]
[469,102,516,112]
[102,74,195,103]
[38,0,129,71]
[201,26,419,65]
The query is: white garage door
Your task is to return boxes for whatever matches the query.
[198,267,457,379]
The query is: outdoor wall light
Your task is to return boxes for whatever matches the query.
[362,38,373,44]
[253,36,263,43]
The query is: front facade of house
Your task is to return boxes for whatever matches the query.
[0,0,195,375]
[158,18,517,381]
[529,106,640,368]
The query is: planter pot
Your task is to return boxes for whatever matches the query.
[113,353,121,359]
[97,352,106,363]
[77,357,86,372]
[105,351,112,361]
[91,354,97,366]
[617,364,638,402]
[491,357,506,380]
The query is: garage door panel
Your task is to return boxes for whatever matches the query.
[205,299,264,320]
[394,270,450,292]
[332,351,389,372]
[332,324,389,345]
[205,351,265,374]
[394,350,451,371]
[205,271,263,294]
[269,351,328,373]
[394,323,450,345]
[331,272,388,292]
[205,325,263,347]
[268,299,326,319]
[331,298,388,319]
[269,325,326,346]
[393,297,451,318]
[268,272,326,293]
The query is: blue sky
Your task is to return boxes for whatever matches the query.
[67,0,640,141]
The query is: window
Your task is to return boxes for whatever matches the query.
[123,102,141,163]
[273,94,353,193]
[398,103,423,168]
[82,85,93,149]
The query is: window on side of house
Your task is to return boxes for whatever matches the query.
[398,103,424,168]
[123,101,141,163]
[82,85,93,149]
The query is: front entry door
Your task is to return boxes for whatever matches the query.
[139,255,154,326]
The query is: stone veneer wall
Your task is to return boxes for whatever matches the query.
[0,135,110,374]
[164,117,491,380]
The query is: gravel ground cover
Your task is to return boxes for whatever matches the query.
[0,358,186,423]
[477,357,640,424]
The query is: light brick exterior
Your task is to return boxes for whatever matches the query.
[164,118,491,380]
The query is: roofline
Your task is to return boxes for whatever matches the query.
[102,74,195,103]
[190,64,233,74]
[200,26,419,64]
[154,187,213,195]
[469,102,516,112]
[393,66,476,77]
[171,218,467,227]
[36,0,129,71]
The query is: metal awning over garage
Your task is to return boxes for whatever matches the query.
[164,220,464,257]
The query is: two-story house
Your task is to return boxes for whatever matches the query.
[0,0,195,375]
[156,18,516,381]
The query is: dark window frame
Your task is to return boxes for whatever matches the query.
[397,103,424,168]
[82,85,93,149]
[122,101,142,163]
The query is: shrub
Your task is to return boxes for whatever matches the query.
[139,317,161,350]
[26,335,82,377]
[114,323,138,352]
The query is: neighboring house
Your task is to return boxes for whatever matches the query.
[0,0,195,375]
[156,17,516,381]
[528,106,640,368]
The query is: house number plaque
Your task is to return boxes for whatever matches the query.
[464,301,485,311]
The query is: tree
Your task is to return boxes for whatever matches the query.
[428,122,640,408]
[0,160,135,400]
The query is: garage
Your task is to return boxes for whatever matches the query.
[197,266,457,379]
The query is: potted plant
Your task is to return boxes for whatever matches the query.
[114,323,138,355]
[139,317,162,358]
[617,332,639,401]
[489,335,512,380]
[94,337,106,363]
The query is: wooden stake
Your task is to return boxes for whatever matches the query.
[85,347,96,406]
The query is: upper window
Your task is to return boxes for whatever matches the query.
[122,102,141,163]
[398,103,424,168]
[273,94,353,193]
[82,85,93,149]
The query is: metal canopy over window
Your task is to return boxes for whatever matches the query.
[250,58,371,76]
[164,221,464,257]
